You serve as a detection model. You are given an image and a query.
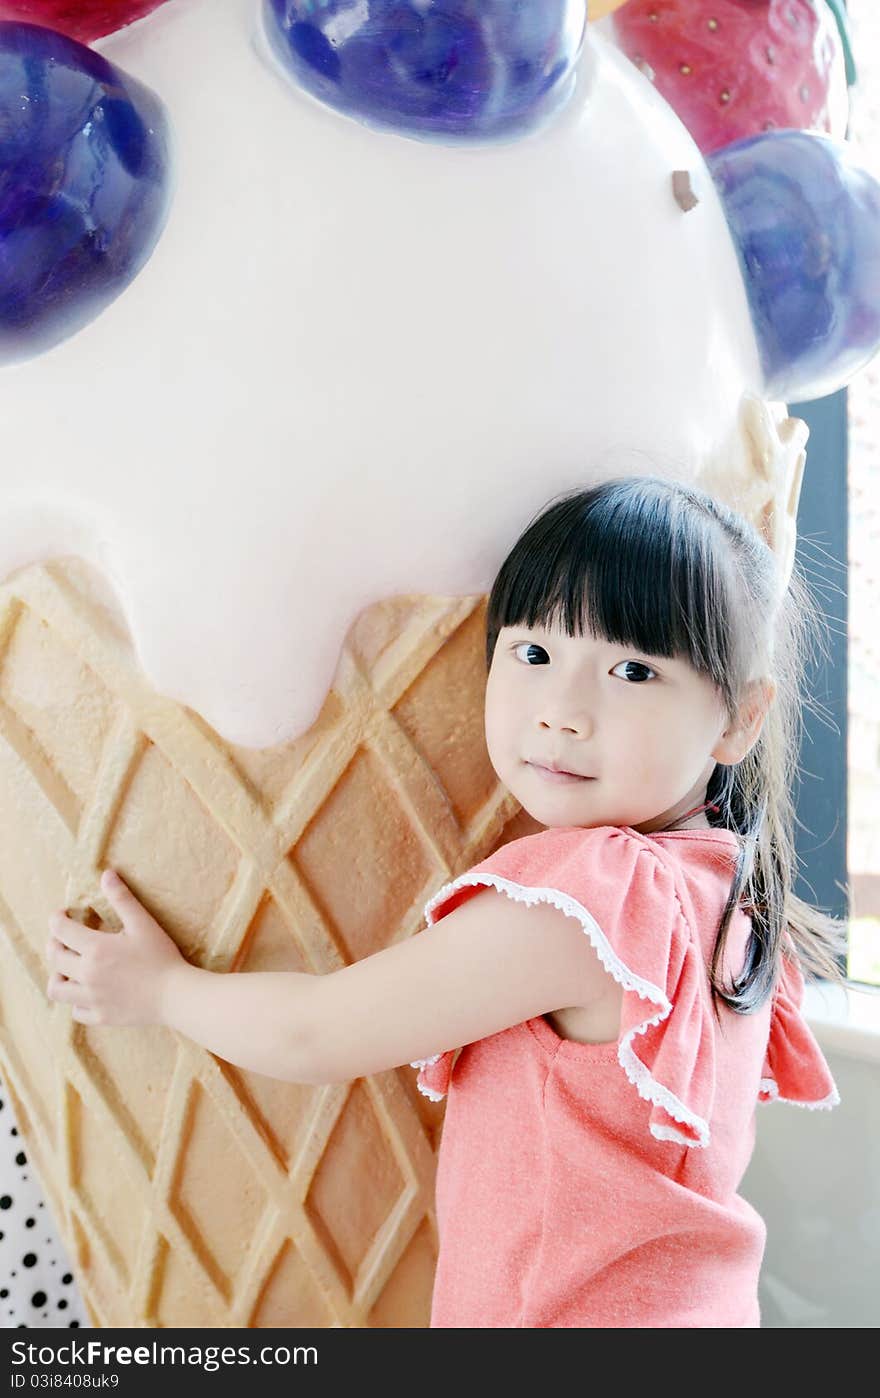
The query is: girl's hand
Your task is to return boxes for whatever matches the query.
[46,870,187,1027]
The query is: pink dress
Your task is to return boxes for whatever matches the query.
[410,824,839,1328]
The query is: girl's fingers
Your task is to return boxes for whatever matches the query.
[48,941,84,979]
[46,970,90,1005]
[71,1005,102,1025]
[48,911,92,955]
[46,928,80,961]
[100,869,138,917]
[46,970,70,998]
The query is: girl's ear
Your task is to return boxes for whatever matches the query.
[712,678,777,765]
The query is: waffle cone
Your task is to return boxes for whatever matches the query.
[0,557,539,1327]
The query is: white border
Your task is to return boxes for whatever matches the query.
[758,1076,840,1109]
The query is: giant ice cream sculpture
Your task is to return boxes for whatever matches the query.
[0,0,878,1327]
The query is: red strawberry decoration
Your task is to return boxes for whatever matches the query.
[611,0,848,154]
[0,1,172,44]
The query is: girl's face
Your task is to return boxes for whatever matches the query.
[484,621,731,833]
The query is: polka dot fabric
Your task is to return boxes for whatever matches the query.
[1,1072,90,1328]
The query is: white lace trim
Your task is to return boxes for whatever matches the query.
[415,1082,446,1102]
[758,1076,840,1110]
[409,1052,446,1100]
[651,1122,699,1146]
[409,871,710,1146]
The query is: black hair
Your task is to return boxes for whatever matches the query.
[485,475,847,1017]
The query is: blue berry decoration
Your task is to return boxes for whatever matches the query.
[0,22,172,364]
[708,130,880,402]
[263,0,586,141]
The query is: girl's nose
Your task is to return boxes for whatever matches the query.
[538,708,592,738]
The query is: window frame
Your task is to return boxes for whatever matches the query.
[789,390,849,950]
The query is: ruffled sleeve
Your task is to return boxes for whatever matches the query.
[410,825,718,1148]
[410,1050,455,1102]
[758,947,840,1110]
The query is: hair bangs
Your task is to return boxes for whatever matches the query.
[486,482,735,701]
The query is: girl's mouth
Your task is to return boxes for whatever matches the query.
[527,762,593,785]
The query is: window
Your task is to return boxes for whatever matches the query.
[843,0,879,986]
[787,2,879,989]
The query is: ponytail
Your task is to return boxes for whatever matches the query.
[704,557,848,1017]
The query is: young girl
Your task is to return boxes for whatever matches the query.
[45,475,845,1329]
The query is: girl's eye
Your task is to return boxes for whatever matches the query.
[611,660,657,683]
[513,642,550,665]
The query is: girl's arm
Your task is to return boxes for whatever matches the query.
[159,963,315,1081]
[299,884,610,1084]
[47,868,612,1084]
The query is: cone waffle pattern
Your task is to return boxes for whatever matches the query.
[0,558,539,1328]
